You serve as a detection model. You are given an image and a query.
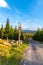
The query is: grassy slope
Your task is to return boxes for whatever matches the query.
[0,43,28,65]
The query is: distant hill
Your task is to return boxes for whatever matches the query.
[22,30,36,33]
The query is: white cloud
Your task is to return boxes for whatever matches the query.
[0,0,9,8]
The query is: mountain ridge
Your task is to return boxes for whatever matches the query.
[22,30,36,33]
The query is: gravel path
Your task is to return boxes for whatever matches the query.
[21,39,43,65]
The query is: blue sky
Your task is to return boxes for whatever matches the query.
[0,0,43,30]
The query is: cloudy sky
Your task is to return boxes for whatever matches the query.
[0,0,43,30]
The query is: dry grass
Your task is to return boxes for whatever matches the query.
[0,39,7,43]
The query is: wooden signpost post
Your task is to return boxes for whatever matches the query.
[18,23,21,46]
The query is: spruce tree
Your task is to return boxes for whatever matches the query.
[5,18,11,39]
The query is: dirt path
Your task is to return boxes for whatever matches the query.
[21,39,43,65]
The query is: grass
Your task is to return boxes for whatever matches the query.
[0,39,7,43]
[0,42,28,65]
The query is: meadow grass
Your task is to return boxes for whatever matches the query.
[0,42,28,65]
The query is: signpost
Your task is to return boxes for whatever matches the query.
[18,23,21,46]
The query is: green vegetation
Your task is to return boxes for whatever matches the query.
[0,18,23,40]
[0,43,27,65]
[32,29,43,42]
[23,32,33,42]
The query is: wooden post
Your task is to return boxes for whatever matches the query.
[7,37,8,42]
[18,23,21,46]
